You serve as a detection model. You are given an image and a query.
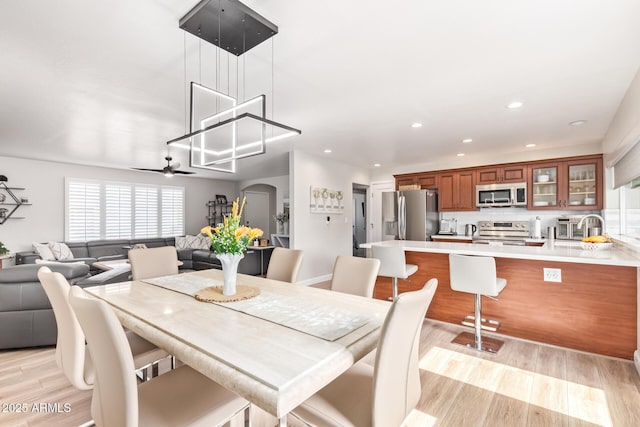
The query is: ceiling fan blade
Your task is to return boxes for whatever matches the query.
[132,168,163,173]
[173,170,196,175]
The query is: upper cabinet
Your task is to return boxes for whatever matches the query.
[476,164,528,184]
[529,155,603,210]
[395,173,437,190]
[438,170,475,212]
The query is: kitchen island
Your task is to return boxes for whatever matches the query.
[361,240,640,362]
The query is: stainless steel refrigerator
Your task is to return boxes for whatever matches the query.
[382,189,438,241]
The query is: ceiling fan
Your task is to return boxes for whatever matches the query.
[133,156,195,177]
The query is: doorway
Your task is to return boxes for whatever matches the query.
[352,184,368,257]
[243,190,271,236]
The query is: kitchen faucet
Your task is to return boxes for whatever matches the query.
[576,214,605,232]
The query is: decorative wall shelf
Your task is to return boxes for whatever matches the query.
[0,182,30,225]
[207,200,232,226]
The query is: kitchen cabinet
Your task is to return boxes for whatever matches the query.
[529,155,603,210]
[417,174,437,189]
[476,164,527,184]
[395,175,418,189]
[438,171,475,211]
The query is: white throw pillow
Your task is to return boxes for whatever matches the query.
[175,235,211,250]
[48,241,74,260]
[194,234,211,250]
[174,236,189,250]
[33,242,56,261]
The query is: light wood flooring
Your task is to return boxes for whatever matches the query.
[1,320,640,426]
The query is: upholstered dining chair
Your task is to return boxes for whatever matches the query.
[330,256,381,298]
[37,267,169,390]
[68,286,250,427]
[265,247,304,283]
[289,279,438,426]
[129,246,179,281]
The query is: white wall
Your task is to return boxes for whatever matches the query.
[602,66,640,166]
[290,150,369,284]
[0,155,237,253]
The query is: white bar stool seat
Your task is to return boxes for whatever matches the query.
[449,253,506,353]
[372,245,418,301]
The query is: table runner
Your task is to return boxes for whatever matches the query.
[142,274,370,341]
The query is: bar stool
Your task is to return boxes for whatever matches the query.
[448,253,506,353]
[372,244,418,301]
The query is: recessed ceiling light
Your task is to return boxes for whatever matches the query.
[323,149,332,153]
[569,120,587,126]
[373,163,381,167]
[411,123,423,128]
[457,153,465,157]
[506,101,524,109]
[462,138,473,143]
[525,143,536,148]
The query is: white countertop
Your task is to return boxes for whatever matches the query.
[431,235,473,240]
[360,239,640,267]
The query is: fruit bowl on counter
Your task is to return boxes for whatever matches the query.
[581,235,613,251]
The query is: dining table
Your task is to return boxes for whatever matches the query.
[84,268,391,425]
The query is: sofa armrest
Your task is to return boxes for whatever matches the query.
[96,254,126,262]
[0,263,90,283]
[15,252,41,265]
[75,269,131,287]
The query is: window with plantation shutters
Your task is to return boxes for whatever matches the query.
[66,179,101,242]
[161,187,185,237]
[105,184,132,239]
[134,186,159,238]
[66,178,184,241]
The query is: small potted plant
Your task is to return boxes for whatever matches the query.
[0,241,9,256]
[273,212,289,234]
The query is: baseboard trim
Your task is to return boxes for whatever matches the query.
[297,274,332,287]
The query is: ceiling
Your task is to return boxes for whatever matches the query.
[1,0,640,181]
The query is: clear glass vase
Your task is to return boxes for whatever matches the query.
[216,253,244,295]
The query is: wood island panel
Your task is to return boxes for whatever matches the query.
[373,251,637,359]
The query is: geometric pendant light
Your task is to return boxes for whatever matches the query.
[166,0,301,173]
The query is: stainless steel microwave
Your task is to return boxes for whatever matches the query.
[476,182,527,207]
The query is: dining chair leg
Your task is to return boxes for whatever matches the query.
[171,355,176,370]
[278,414,287,427]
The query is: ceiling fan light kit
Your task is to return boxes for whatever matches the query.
[167,0,301,173]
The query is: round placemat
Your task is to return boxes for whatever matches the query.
[195,285,260,302]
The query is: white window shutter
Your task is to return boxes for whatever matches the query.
[66,180,101,241]
[161,187,185,237]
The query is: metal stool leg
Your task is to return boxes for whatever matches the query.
[388,277,399,301]
[451,293,504,354]
[473,294,482,350]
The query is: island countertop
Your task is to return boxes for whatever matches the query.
[360,239,640,267]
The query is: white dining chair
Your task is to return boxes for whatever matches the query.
[68,286,250,427]
[129,246,179,280]
[266,247,304,283]
[290,279,438,426]
[330,255,381,298]
[37,266,169,390]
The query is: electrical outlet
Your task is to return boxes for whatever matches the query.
[543,268,562,282]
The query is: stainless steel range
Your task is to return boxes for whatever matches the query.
[473,220,530,246]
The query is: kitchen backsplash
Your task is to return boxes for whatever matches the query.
[441,207,602,238]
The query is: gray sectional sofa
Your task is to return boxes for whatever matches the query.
[0,263,92,349]
[4,237,271,350]
[16,237,270,276]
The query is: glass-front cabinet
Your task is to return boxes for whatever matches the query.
[531,164,559,208]
[529,155,603,210]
